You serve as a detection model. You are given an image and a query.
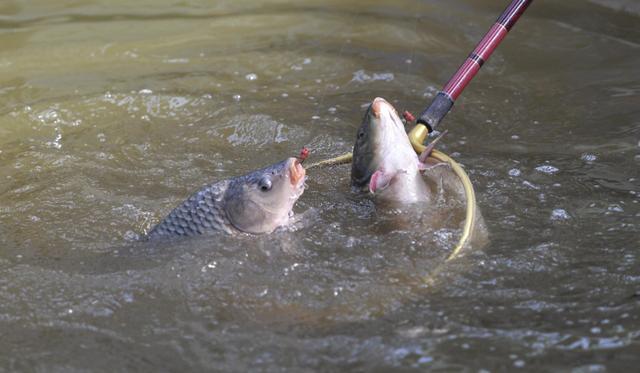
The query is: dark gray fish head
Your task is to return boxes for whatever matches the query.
[224,157,306,234]
[351,100,377,189]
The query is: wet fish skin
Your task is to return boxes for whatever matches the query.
[148,157,306,239]
[351,97,490,247]
[351,97,430,203]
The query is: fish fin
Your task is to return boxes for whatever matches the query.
[418,157,443,171]
[418,129,449,163]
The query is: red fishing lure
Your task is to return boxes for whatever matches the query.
[298,147,310,163]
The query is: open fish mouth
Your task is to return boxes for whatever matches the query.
[288,158,306,187]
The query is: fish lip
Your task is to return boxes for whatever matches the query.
[371,97,399,120]
[371,97,387,118]
[288,157,306,186]
[369,171,379,193]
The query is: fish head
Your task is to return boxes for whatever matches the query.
[224,157,306,234]
[351,97,421,197]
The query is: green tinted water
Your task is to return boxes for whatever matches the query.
[1,0,639,371]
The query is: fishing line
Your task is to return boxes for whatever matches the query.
[403,0,476,263]
[308,1,477,264]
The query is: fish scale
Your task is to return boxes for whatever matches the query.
[147,180,236,239]
[146,157,306,239]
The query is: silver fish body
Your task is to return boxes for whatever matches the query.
[351,97,430,203]
[351,97,489,247]
[148,157,306,239]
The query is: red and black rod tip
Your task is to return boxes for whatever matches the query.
[417,0,533,131]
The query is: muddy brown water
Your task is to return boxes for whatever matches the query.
[1,0,639,371]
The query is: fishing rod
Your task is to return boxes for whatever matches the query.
[405,0,533,260]
[412,0,534,134]
[309,0,535,260]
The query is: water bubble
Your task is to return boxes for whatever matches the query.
[311,115,320,120]
[574,364,607,373]
[405,59,413,64]
[535,165,559,174]
[511,134,520,140]
[351,69,394,83]
[291,64,303,71]
[124,51,139,59]
[281,93,289,98]
[514,360,525,368]
[328,107,337,113]
[581,153,597,162]
[303,58,312,64]
[123,231,140,241]
[245,73,258,81]
[607,204,624,213]
[138,88,152,95]
[96,152,111,160]
[163,58,189,64]
[30,215,40,222]
[169,96,189,109]
[551,209,570,221]
[37,108,59,123]
[418,356,433,364]
[123,292,134,303]
[392,348,410,360]
[46,132,62,149]
[232,94,241,102]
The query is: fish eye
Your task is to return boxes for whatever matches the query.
[258,176,272,192]
[358,130,365,139]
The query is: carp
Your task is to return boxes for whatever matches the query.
[148,157,306,238]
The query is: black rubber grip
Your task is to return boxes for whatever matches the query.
[417,92,454,132]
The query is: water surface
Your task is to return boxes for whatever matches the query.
[1,0,639,371]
